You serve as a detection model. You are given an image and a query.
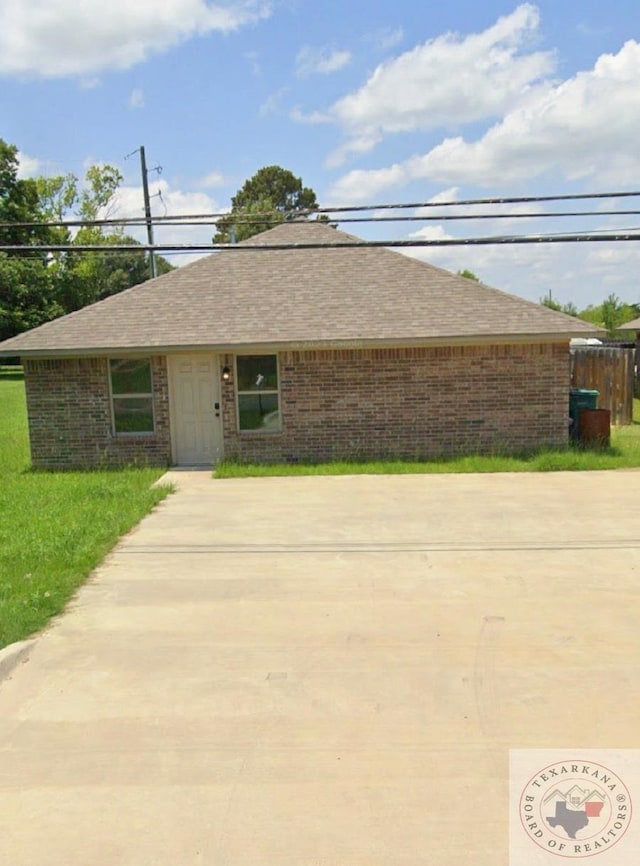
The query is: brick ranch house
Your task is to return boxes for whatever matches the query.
[0,220,598,469]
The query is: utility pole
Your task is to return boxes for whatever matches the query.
[140,146,157,279]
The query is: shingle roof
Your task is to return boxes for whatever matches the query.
[619,316,640,330]
[0,220,599,356]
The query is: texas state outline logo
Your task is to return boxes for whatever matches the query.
[518,759,632,858]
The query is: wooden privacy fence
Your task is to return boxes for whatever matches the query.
[571,347,635,425]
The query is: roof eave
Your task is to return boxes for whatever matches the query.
[2,331,600,359]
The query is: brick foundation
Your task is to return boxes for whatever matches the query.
[23,356,171,469]
[221,343,570,463]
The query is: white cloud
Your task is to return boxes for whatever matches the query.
[289,106,331,124]
[577,22,612,37]
[418,40,640,186]
[418,187,460,208]
[16,151,41,178]
[399,229,582,304]
[389,193,627,306]
[324,134,381,169]
[414,190,546,230]
[112,180,219,265]
[113,180,216,223]
[397,222,640,308]
[259,86,289,117]
[129,88,145,109]
[200,170,226,188]
[321,5,552,152]
[364,26,404,52]
[328,38,640,201]
[245,50,260,75]
[407,224,453,244]
[327,161,417,204]
[295,45,352,77]
[585,244,640,285]
[0,0,272,77]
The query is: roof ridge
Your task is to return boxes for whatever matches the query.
[237,219,364,246]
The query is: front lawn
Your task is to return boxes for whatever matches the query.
[0,367,171,649]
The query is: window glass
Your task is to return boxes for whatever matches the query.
[112,398,155,433]
[110,359,152,394]
[236,355,278,391]
[110,358,154,434]
[236,355,280,432]
[238,393,280,430]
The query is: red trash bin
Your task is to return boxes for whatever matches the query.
[578,408,611,447]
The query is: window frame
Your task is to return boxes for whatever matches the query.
[108,357,156,436]
[234,353,282,434]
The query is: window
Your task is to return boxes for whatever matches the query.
[109,358,155,434]
[236,355,280,432]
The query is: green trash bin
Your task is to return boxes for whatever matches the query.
[569,388,599,439]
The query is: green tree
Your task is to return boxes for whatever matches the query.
[578,294,638,336]
[78,164,123,221]
[0,142,174,338]
[540,293,562,312]
[36,173,78,222]
[601,293,625,335]
[41,164,172,313]
[62,233,172,311]
[213,165,319,243]
[457,269,480,281]
[540,293,579,317]
[0,256,63,341]
[0,140,62,341]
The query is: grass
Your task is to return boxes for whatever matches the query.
[216,399,640,478]
[0,367,172,650]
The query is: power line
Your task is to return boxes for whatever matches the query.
[5,208,640,230]
[3,229,640,255]
[311,189,640,213]
[3,189,640,231]
[311,210,640,224]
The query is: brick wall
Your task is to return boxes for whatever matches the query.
[22,343,570,469]
[23,356,171,469]
[221,343,570,463]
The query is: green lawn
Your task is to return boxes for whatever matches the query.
[0,367,172,650]
[216,399,640,478]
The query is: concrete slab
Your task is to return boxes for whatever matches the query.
[1,470,639,865]
[0,639,36,682]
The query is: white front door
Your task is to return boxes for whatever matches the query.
[169,354,223,465]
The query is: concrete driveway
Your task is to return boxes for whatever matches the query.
[1,470,639,865]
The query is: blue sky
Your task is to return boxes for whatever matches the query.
[2,0,640,308]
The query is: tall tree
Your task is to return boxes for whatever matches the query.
[0,142,174,339]
[578,294,640,336]
[213,165,319,243]
[601,293,626,335]
[37,164,172,311]
[0,140,63,341]
[74,165,173,297]
[69,164,127,308]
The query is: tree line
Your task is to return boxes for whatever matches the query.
[540,292,640,336]
[0,138,173,342]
